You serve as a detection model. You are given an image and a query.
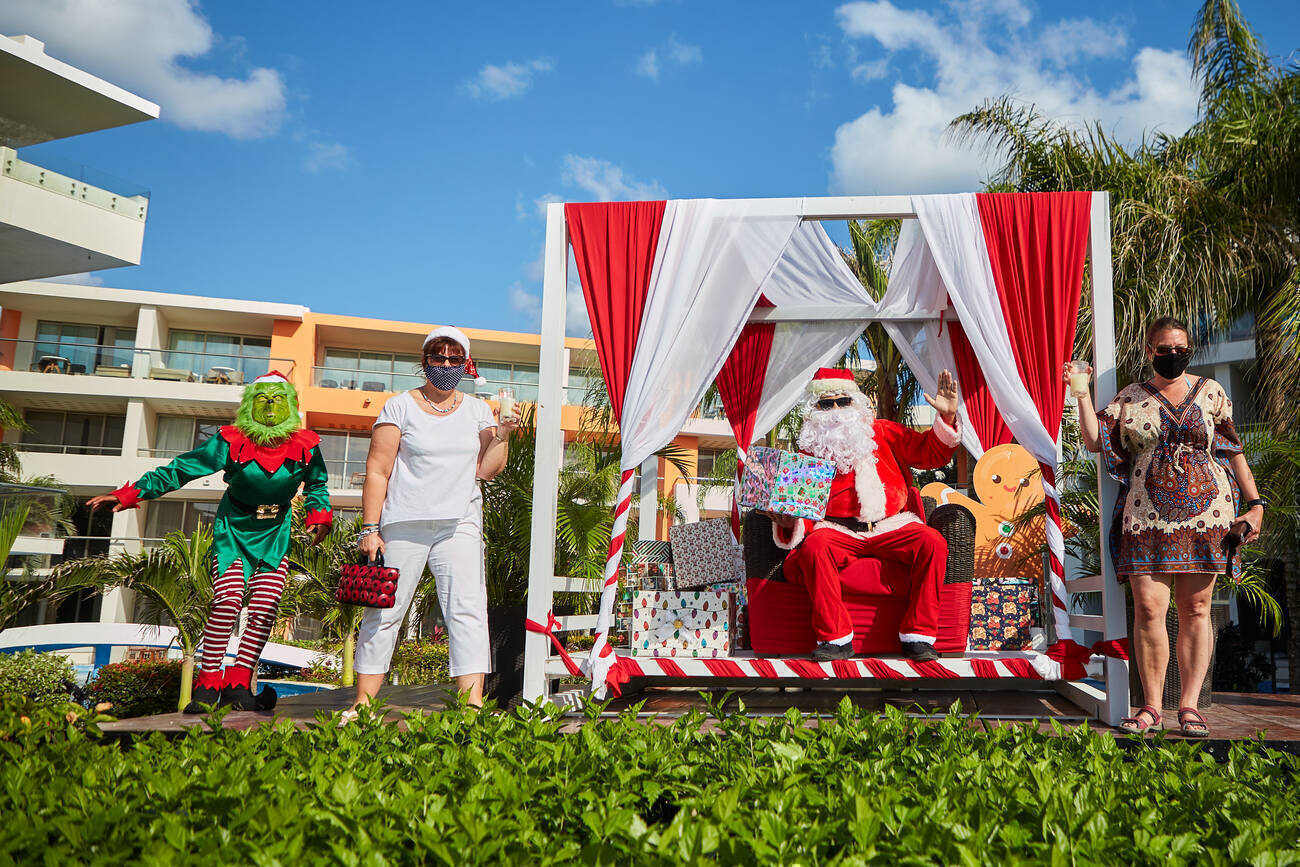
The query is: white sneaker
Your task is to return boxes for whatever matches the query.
[337,709,360,728]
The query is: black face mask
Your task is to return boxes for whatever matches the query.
[1151,353,1191,379]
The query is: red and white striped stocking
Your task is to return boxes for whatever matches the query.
[232,557,289,673]
[195,559,246,691]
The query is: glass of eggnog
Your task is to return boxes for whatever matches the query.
[497,387,516,420]
[1067,360,1091,398]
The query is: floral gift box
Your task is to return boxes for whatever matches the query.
[631,589,732,658]
[736,446,836,521]
[669,518,745,589]
[967,577,1041,651]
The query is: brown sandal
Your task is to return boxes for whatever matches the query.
[1177,707,1209,738]
[1118,705,1161,734]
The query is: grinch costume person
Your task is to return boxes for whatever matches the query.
[89,372,332,712]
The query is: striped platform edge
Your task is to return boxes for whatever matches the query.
[543,651,1105,682]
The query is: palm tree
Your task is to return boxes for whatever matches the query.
[281,506,364,686]
[0,505,51,633]
[53,529,215,712]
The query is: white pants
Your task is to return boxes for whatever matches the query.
[353,515,491,678]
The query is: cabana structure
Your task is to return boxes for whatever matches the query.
[522,194,1131,726]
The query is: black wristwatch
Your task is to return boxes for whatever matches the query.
[1245,498,1268,510]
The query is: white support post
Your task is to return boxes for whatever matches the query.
[1056,191,1128,726]
[638,456,658,541]
[522,202,570,705]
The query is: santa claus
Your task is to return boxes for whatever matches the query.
[772,367,962,662]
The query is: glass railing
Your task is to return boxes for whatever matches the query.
[323,462,368,489]
[3,146,149,220]
[15,442,121,456]
[311,366,424,394]
[12,146,151,199]
[151,350,293,384]
[1,338,138,376]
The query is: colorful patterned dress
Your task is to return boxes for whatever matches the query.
[1097,377,1243,579]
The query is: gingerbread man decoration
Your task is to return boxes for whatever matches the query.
[920,443,1047,580]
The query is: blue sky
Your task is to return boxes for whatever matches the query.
[1,1,1294,337]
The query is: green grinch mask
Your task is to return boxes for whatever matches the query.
[236,380,302,445]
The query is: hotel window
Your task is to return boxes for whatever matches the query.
[166,331,272,384]
[151,416,230,458]
[144,500,219,542]
[316,349,423,393]
[20,411,125,455]
[696,448,728,480]
[475,361,539,401]
[33,321,135,374]
[317,430,371,488]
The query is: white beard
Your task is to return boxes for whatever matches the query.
[797,407,875,473]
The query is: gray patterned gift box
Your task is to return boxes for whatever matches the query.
[631,589,731,658]
[669,518,745,589]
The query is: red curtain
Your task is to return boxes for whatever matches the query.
[716,295,776,456]
[948,321,1012,450]
[974,192,1092,445]
[565,201,667,421]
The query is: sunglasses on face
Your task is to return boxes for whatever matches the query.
[1150,344,1192,357]
[816,397,854,410]
[425,354,467,365]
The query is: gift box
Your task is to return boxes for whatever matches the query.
[967,578,1040,650]
[737,446,836,520]
[631,589,731,657]
[631,540,673,565]
[633,561,674,591]
[668,518,745,589]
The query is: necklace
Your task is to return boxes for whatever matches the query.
[418,387,459,414]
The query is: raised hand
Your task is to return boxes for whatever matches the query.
[86,493,126,513]
[923,369,959,422]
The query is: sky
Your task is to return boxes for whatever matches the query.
[1,0,1295,338]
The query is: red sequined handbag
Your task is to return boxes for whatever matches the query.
[337,554,399,608]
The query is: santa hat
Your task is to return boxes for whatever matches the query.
[253,371,289,384]
[423,325,487,385]
[807,367,861,398]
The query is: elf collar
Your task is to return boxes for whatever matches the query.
[220,426,321,474]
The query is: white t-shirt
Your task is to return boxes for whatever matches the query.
[374,390,497,525]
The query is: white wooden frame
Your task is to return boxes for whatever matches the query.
[522,194,1128,726]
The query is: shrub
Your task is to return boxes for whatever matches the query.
[295,658,341,684]
[390,639,449,684]
[0,693,110,745]
[0,650,76,705]
[87,660,182,718]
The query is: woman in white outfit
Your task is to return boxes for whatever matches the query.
[351,325,519,708]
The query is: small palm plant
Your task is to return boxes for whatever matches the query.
[0,504,52,634]
[282,506,365,686]
[53,528,215,712]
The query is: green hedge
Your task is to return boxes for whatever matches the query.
[0,650,75,706]
[86,660,182,718]
[2,700,1298,863]
[390,639,450,684]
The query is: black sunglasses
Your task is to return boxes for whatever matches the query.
[425,353,466,365]
[816,397,854,410]
[1149,344,1192,357]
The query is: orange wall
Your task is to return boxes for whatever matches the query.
[0,309,20,371]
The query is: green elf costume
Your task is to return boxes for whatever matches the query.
[103,372,332,711]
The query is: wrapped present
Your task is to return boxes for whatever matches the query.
[709,580,750,651]
[634,561,674,591]
[631,539,673,565]
[737,446,836,520]
[967,578,1040,650]
[669,518,744,589]
[631,589,731,658]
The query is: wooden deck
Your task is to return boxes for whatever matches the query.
[95,684,1300,753]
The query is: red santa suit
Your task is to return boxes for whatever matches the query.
[776,406,961,647]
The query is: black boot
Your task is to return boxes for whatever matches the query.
[900,641,938,662]
[812,641,854,661]
[253,685,278,711]
[183,686,221,714]
[219,684,258,711]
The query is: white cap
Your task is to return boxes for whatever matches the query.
[423,325,470,355]
[253,371,288,384]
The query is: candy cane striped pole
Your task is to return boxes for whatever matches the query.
[1038,461,1073,643]
[588,467,637,693]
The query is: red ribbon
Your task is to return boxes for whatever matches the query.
[524,612,583,678]
[1048,638,1132,680]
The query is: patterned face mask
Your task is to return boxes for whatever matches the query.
[423,363,465,391]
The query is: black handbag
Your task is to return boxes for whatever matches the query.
[337,553,399,608]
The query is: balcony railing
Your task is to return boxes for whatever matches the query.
[3,147,149,220]
[15,442,121,456]
[311,365,424,394]
[0,338,293,384]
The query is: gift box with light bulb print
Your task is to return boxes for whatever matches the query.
[631,589,732,658]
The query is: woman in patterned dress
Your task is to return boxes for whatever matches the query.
[1073,317,1266,737]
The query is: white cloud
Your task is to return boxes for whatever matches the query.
[561,155,666,201]
[509,282,541,321]
[850,58,889,81]
[0,0,287,139]
[533,192,564,219]
[462,57,554,101]
[510,259,592,338]
[301,139,353,174]
[828,0,1199,194]
[634,34,702,80]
